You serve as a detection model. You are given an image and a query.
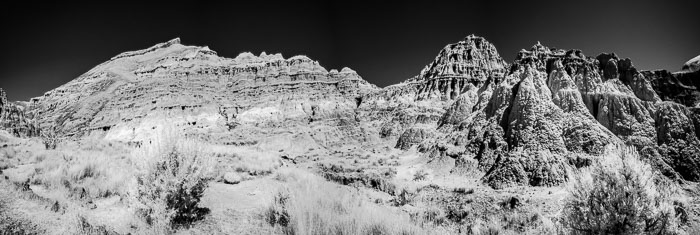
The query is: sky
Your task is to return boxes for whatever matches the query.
[1,1,699,101]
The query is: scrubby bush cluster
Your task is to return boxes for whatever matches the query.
[413,169,429,181]
[133,131,214,232]
[0,197,42,235]
[562,145,687,234]
[40,127,60,150]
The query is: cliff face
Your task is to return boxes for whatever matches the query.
[357,35,508,151]
[19,38,378,153]
[3,35,699,189]
[682,55,700,73]
[415,41,700,188]
[0,88,39,137]
[414,34,508,100]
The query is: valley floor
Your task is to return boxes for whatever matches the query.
[1,130,699,234]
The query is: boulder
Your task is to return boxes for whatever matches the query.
[223,172,243,185]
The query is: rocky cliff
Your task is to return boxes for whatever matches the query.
[0,88,39,137]
[407,41,700,188]
[682,55,700,73]
[2,35,699,189]
[15,38,378,156]
[357,35,509,151]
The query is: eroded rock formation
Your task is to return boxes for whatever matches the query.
[25,38,378,153]
[0,88,40,137]
[382,39,700,188]
[358,35,508,152]
[8,36,700,189]
[682,55,700,73]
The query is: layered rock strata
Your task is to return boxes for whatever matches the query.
[7,35,700,189]
[0,88,39,137]
[25,38,378,152]
[358,35,509,152]
[417,41,700,187]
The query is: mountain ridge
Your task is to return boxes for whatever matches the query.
[1,35,699,189]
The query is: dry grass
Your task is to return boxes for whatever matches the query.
[30,149,134,199]
[229,148,280,176]
[194,144,281,183]
[468,209,557,235]
[8,135,137,203]
[265,168,424,235]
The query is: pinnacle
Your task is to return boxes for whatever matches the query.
[167,37,181,45]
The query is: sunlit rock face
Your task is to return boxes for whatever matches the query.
[682,55,700,73]
[410,40,700,188]
[8,35,700,188]
[357,35,509,152]
[0,88,39,137]
[414,34,509,100]
[23,38,378,152]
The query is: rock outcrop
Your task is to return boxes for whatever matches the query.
[358,35,508,152]
[641,69,700,108]
[0,88,40,137]
[11,36,700,189]
[26,38,378,154]
[682,55,700,73]
[401,40,699,188]
[414,34,508,100]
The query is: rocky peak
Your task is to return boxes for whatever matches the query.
[233,52,285,63]
[0,88,7,110]
[418,34,507,82]
[110,37,184,61]
[514,42,589,75]
[681,55,700,73]
[411,35,508,100]
[0,88,40,137]
[28,38,378,140]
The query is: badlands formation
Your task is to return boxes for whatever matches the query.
[4,35,696,187]
[1,35,700,233]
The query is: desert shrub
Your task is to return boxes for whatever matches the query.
[265,192,291,227]
[319,163,398,195]
[0,196,43,235]
[264,168,422,235]
[562,145,685,234]
[75,216,117,235]
[133,132,214,232]
[413,169,429,181]
[40,128,60,150]
[418,206,447,225]
[394,188,414,206]
[453,187,474,194]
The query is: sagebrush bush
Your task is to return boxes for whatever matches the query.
[413,169,428,181]
[40,127,59,150]
[562,145,686,234]
[133,130,214,232]
[0,195,43,235]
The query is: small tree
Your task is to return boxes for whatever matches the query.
[562,145,685,234]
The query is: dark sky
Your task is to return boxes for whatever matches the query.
[1,1,699,101]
